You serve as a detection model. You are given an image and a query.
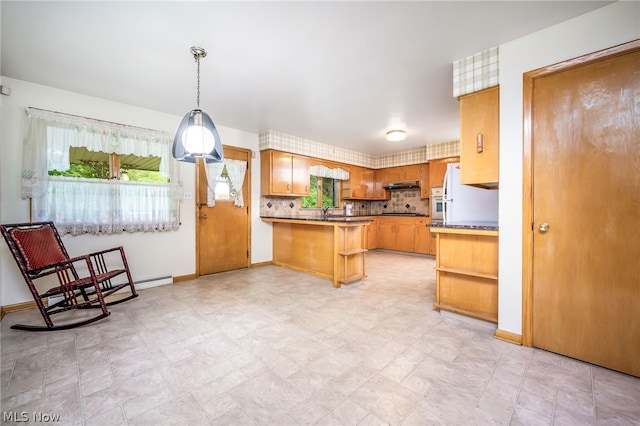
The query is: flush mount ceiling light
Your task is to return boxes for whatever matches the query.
[386,130,406,142]
[172,46,224,163]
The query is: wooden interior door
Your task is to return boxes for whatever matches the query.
[197,146,251,276]
[528,43,640,377]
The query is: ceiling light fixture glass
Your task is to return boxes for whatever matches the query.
[172,46,223,163]
[386,130,406,142]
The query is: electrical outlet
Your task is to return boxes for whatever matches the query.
[184,192,192,199]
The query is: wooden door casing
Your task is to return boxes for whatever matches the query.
[197,146,251,276]
[523,40,640,377]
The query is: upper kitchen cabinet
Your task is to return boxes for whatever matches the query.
[342,165,368,199]
[260,150,310,196]
[420,163,430,198]
[383,164,421,183]
[459,86,499,188]
[429,157,459,190]
[372,169,390,200]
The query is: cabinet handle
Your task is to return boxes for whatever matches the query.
[287,184,291,191]
[477,133,484,153]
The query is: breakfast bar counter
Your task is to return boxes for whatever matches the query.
[430,223,499,323]
[261,216,372,288]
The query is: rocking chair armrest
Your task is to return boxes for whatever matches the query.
[85,246,125,258]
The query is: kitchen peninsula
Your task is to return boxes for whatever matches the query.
[430,222,499,323]
[261,216,372,288]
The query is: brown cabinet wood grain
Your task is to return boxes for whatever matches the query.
[413,217,431,255]
[371,169,390,200]
[260,150,310,196]
[382,164,421,183]
[459,86,499,188]
[364,217,378,250]
[431,227,498,323]
[420,163,430,198]
[377,217,421,253]
[342,165,369,199]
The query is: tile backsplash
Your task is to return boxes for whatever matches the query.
[260,188,429,218]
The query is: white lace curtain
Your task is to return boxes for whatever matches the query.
[205,159,247,207]
[309,164,349,180]
[22,108,182,235]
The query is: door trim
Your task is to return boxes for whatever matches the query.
[521,39,640,347]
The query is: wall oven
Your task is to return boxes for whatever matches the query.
[431,186,444,222]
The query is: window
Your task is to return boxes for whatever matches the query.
[302,176,338,208]
[22,108,182,235]
[49,147,167,182]
[302,164,349,209]
[204,159,247,207]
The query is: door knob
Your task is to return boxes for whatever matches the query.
[538,222,549,233]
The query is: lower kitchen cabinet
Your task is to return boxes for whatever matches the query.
[430,226,499,323]
[413,217,431,254]
[378,217,422,253]
[364,217,378,250]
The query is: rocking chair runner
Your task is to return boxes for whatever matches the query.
[0,221,138,331]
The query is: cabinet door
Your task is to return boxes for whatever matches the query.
[428,157,459,190]
[378,222,396,249]
[373,169,390,200]
[420,163,430,198]
[429,159,449,189]
[403,164,421,181]
[270,151,293,194]
[429,230,437,255]
[366,219,378,249]
[363,169,375,199]
[414,218,431,254]
[383,166,403,182]
[291,155,310,195]
[395,224,415,252]
[459,86,499,187]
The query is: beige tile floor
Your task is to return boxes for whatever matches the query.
[1,251,639,425]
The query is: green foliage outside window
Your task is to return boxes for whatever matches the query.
[302,176,336,208]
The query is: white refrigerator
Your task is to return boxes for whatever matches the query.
[442,163,498,224]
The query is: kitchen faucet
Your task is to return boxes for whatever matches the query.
[322,206,330,220]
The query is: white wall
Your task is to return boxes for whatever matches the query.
[0,78,272,306]
[497,1,640,334]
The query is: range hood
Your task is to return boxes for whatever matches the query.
[382,180,421,190]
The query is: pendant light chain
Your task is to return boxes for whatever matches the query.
[195,53,201,109]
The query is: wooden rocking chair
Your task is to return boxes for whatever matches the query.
[0,221,138,331]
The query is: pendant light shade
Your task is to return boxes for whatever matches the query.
[172,46,224,164]
[172,109,223,163]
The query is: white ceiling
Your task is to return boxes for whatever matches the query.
[1,1,611,155]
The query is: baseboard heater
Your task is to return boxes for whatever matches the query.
[134,275,173,290]
[47,275,172,305]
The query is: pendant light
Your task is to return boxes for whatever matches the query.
[172,46,224,163]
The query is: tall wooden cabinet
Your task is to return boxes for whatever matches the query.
[459,86,499,188]
[260,150,310,196]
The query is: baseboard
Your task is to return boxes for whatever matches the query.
[173,274,197,283]
[440,309,497,330]
[250,261,273,268]
[494,329,523,345]
[0,277,170,317]
[1,300,42,317]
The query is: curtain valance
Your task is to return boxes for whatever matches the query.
[309,164,350,180]
[21,108,183,235]
[22,108,179,198]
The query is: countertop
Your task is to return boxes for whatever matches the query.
[261,213,428,222]
[260,215,372,223]
[429,221,499,231]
